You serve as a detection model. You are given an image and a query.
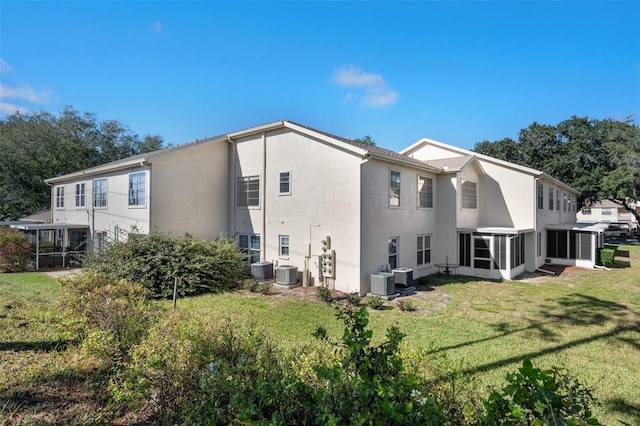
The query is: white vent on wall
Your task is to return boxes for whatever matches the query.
[276,265,298,285]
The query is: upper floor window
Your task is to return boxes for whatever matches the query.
[279,172,290,195]
[279,235,290,257]
[389,170,401,207]
[556,190,560,211]
[237,175,260,207]
[461,180,477,209]
[75,183,85,208]
[417,234,431,266]
[563,193,567,212]
[548,187,554,211]
[128,172,146,206]
[94,178,107,208]
[418,176,433,208]
[55,186,64,209]
[582,208,591,215]
[536,183,543,209]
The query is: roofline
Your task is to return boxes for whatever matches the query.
[45,157,150,184]
[402,137,578,194]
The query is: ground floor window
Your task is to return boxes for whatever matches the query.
[416,234,431,266]
[493,235,507,270]
[548,230,592,260]
[537,232,542,257]
[238,234,261,264]
[95,231,107,251]
[459,233,471,267]
[510,234,525,267]
[547,230,567,258]
[279,235,290,257]
[388,237,398,269]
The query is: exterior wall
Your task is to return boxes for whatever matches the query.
[51,166,151,246]
[232,128,363,294]
[150,141,229,239]
[435,174,458,266]
[405,143,462,162]
[457,163,482,229]
[360,159,440,293]
[577,206,635,223]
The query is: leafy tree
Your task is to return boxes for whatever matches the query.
[353,134,377,146]
[474,115,640,222]
[0,106,164,220]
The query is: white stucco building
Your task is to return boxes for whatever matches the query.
[43,120,604,293]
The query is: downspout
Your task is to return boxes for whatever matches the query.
[262,132,267,261]
[139,160,151,234]
[227,136,236,238]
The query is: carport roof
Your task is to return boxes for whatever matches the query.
[10,223,88,231]
[545,222,608,232]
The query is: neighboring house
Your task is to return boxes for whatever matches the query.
[578,200,638,223]
[43,120,603,294]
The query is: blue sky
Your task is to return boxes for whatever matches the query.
[1,1,639,152]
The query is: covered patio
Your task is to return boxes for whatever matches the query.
[9,223,89,270]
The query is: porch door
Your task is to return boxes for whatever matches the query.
[473,235,492,277]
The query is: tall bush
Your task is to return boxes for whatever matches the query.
[83,232,246,298]
[0,227,32,272]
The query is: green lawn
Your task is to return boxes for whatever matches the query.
[1,247,639,425]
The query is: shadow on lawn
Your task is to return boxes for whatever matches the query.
[0,338,78,352]
[605,397,640,423]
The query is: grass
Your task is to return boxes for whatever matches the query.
[1,246,639,425]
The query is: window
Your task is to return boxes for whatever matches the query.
[279,172,290,195]
[95,231,107,251]
[238,234,261,264]
[55,186,64,209]
[75,183,85,208]
[556,190,560,211]
[547,230,568,258]
[461,180,477,209]
[128,172,146,206]
[537,232,542,257]
[474,236,491,269]
[459,233,471,267]
[416,234,431,266]
[417,176,433,208]
[570,231,592,260]
[548,187,554,211]
[582,208,591,215]
[94,178,107,208]
[389,170,401,207]
[237,176,260,207]
[601,208,612,216]
[494,235,507,270]
[279,235,290,257]
[562,193,567,211]
[510,234,525,267]
[388,237,398,269]
[537,183,543,209]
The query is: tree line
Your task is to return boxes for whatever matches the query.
[0,106,164,220]
[474,115,640,222]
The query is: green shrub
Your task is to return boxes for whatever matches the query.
[347,292,361,306]
[0,227,31,272]
[312,305,446,424]
[600,248,615,266]
[366,295,384,310]
[257,282,272,295]
[59,271,157,368]
[243,277,259,292]
[83,232,246,298]
[316,285,333,303]
[483,358,601,425]
[397,299,416,312]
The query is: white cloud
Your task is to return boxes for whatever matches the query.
[153,21,162,34]
[0,102,28,115]
[0,59,13,73]
[0,83,57,104]
[332,65,399,108]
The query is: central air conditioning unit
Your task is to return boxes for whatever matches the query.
[371,272,395,296]
[392,268,413,288]
[276,265,298,285]
[251,262,274,282]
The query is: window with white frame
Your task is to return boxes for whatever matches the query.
[556,190,560,211]
[563,193,567,211]
[238,234,260,264]
[237,176,260,207]
[461,180,477,209]
[388,237,398,269]
[128,172,146,206]
[93,178,107,208]
[95,231,107,251]
[55,186,65,208]
[279,235,290,257]
[417,176,433,208]
[389,170,401,207]
[602,208,612,216]
[537,183,543,209]
[75,183,85,208]
[548,187,554,211]
[279,172,290,195]
[416,234,431,266]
